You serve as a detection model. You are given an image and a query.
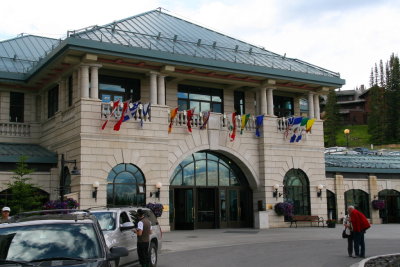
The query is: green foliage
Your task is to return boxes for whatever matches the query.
[324,90,340,147]
[336,125,370,147]
[6,156,45,214]
[368,86,385,145]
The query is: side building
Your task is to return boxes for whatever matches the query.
[0,9,346,230]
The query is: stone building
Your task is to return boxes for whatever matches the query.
[0,9,351,230]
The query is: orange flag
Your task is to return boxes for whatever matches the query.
[168,107,179,133]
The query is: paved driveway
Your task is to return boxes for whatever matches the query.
[158,225,400,267]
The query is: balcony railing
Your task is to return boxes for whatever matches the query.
[101,102,151,121]
[0,122,31,137]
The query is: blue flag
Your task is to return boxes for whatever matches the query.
[255,115,264,137]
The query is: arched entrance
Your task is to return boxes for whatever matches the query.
[283,169,310,215]
[345,189,370,218]
[107,163,146,206]
[378,189,400,223]
[169,151,253,230]
[326,190,337,220]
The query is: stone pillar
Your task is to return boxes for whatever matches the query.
[335,174,346,220]
[313,94,320,120]
[157,74,166,105]
[90,65,101,100]
[80,65,90,99]
[368,175,380,223]
[267,88,274,116]
[260,87,267,115]
[308,92,315,118]
[149,72,157,105]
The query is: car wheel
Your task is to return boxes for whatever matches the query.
[149,242,158,267]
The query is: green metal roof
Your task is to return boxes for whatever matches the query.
[0,9,345,87]
[325,154,400,173]
[0,143,57,163]
[0,35,59,74]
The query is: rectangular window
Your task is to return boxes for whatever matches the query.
[68,75,73,107]
[273,95,294,117]
[48,85,59,118]
[177,84,223,113]
[300,98,308,116]
[234,91,245,115]
[99,75,140,103]
[9,92,24,122]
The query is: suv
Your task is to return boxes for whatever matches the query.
[0,210,128,266]
[90,207,162,267]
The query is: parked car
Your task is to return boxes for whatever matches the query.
[90,207,162,267]
[353,147,370,155]
[388,151,400,156]
[325,147,347,154]
[0,210,128,266]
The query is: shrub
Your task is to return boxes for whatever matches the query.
[274,202,294,217]
[43,198,80,210]
[146,203,164,217]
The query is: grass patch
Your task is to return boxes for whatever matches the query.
[335,125,370,148]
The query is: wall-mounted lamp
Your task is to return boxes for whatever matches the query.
[92,181,100,200]
[60,154,80,201]
[150,182,162,200]
[273,184,282,199]
[317,184,324,198]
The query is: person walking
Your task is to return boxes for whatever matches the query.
[1,207,11,223]
[348,205,370,258]
[134,209,151,267]
[343,214,354,257]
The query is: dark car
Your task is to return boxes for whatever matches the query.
[0,210,128,266]
[353,147,370,154]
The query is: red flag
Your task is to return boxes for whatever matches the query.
[113,102,128,131]
[101,100,120,130]
[229,112,237,141]
[168,108,179,134]
[186,108,195,132]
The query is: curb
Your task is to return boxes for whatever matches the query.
[350,253,400,267]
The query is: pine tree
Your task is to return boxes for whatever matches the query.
[369,69,374,88]
[6,156,45,213]
[324,89,340,147]
[374,63,379,86]
[368,85,385,145]
[384,54,400,142]
[379,59,385,87]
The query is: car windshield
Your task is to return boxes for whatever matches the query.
[0,223,102,262]
[92,212,116,231]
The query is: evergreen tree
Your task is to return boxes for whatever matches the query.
[374,63,379,86]
[369,68,374,88]
[324,89,340,147]
[6,156,45,213]
[379,59,385,87]
[384,54,400,142]
[368,85,385,145]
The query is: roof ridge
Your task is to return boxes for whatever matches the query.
[0,34,57,44]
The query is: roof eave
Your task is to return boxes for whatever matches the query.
[326,167,400,174]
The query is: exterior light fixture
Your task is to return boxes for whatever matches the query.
[317,184,324,198]
[344,129,350,148]
[273,184,282,199]
[60,154,80,201]
[92,181,100,200]
[150,182,162,200]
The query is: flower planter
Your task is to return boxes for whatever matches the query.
[327,223,336,228]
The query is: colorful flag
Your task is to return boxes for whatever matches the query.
[306,118,316,133]
[101,100,120,130]
[123,101,141,122]
[284,116,303,139]
[255,115,264,137]
[228,112,237,141]
[240,114,250,134]
[113,101,128,131]
[140,102,151,127]
[200,111,210,130]
[186,108,195,132]
[168,107,179,133]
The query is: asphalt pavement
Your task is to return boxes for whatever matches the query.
[158,224,400,267]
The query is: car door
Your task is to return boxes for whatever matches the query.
[117,211,137,265]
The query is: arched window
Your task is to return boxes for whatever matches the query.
[107,164,145,206]
[345,189,370,218]
[326,190,337,220]
[170,152,248,187]
[378,189,400,223]
[283,169,310,215]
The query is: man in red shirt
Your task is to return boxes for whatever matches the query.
[348,205,371,258]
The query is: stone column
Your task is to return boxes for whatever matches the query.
[260,87,267,115]
[335,174,346,220]
[157,74,166,105]
[90,65,101,100]
[267,88,274,116]
[80,65,90,99]
[368,175,380,224]
[149,72,158,105]
[313,94,320,120]
[308,92,315,118]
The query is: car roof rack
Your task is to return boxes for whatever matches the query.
[11,209,92,222]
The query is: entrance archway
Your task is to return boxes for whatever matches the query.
[345,189,370,218]
[169,151,253,230]
[378,189,400,223]
[283,169,310,215]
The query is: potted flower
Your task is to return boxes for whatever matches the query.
[146,203,164,217]
[372,199,385,210]
[326,219,336,228]
[274,202,294,217]
[43,198,80,210]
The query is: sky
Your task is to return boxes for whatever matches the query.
[1,0,400,90]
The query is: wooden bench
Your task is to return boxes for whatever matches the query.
[290,215,324,228]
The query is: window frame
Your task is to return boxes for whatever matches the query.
[47,85,59,118]
[177,84,223,113]
[9,92,24,123]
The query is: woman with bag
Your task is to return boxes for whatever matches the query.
[343,214,355,258]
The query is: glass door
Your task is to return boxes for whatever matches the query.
[228,189,241,227]
[174,188,194,230]
[196,188,216,229]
